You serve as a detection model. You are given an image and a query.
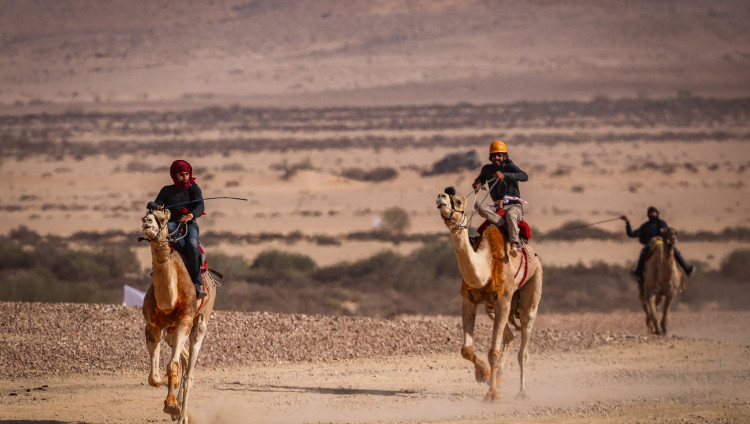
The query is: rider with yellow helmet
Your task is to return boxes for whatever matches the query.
[472,140,528,255]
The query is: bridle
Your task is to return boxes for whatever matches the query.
[139,211,187,244]
[439,194,469,230]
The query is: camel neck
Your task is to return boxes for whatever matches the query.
[151,241,179,311]
[450,227,492,288]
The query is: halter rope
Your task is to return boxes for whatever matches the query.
[453,178,500,230]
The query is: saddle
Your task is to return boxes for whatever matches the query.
[475,203,532,240]
[168,242,209,275]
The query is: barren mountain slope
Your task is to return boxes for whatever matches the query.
[1,0,749,108]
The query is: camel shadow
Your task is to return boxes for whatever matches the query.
[220,383,419,397]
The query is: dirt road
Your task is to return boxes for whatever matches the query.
[1,304,749,423]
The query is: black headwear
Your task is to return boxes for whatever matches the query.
[647,206,659,215]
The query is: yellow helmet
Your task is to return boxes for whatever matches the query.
[489,140,508,154]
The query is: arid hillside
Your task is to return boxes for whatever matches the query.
[1,0,749,110]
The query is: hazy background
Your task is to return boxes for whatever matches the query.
[2,0,749,110]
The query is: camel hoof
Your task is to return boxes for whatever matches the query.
[475,365,491,383]
[484,390,500,402]
[164,403,180,416]
[148,374,163,388]
[516,390,529,400]
[164,395,180,416]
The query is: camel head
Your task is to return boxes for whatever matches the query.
[142,208,170,241]
[660,227,677,247]
[436,186,468,228]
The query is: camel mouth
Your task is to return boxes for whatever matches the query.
[142,226,159,240]
[436,194,450,209]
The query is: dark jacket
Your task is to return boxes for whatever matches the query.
[154,183,204,222]
[474,159,528,203]
[626,218,668,245]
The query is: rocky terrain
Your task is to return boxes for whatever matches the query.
[2,302,749,423]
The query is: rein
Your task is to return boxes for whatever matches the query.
[464,178,500,229]
[445,178,500,230]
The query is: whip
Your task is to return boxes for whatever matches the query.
[165,196,248,208]
[560,217,623,231]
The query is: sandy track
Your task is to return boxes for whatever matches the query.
[1,303,749,423]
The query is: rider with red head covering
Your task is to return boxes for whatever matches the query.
[153,160,207,299]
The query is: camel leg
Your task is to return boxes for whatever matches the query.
[145,325,164,387]
[175,343,190,420]
[639,290,656,335]
[178,315,209,424]
[646,295,660,335]
[486,297,511,402]
[660,291,675,336]
[516,273,541,399]
[461,298,491,383]
[638,291,653,334]
[163,326,191,417]
[499,324,514,369]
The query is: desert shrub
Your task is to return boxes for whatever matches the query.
[9,225,43,245]
[424,150,481,175]
[207,251,253,281]
[251,249,316,273]
[125,161,154,173]
[94,245,140,281]
[314,250,403,285]
[540,262,637,313]
[312,234,340,246]
[0,236,36,270]
[6,268,114,303]
[221,162,244,171]
[270,158,314,180]
[380,207,411,234]
[341,166,398,182]
[406,241,459,280]
[0,232,137,303]
[720,249,750,280]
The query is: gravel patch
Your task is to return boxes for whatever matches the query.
[0,302,648,379]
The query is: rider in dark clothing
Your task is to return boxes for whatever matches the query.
[621,206,695,286]
[153,160,207,299]
[472,140,529,255]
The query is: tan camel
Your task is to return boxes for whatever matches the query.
[436,188,543,401]
[141,208,216,424]
[640,227,681,335]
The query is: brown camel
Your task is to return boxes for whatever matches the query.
[436,189,543,401]
[141,208,216,424]
[640,227,681,335]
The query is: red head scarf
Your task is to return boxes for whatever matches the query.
[170,160,196,190]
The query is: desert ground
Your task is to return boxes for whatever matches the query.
[2,2,750,423]
[2,303,750,424]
